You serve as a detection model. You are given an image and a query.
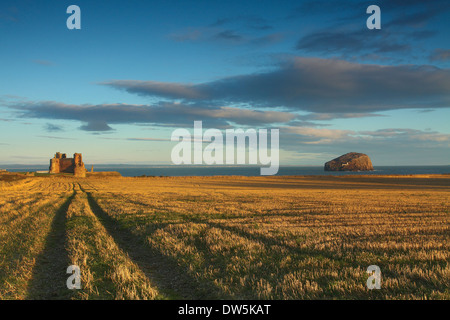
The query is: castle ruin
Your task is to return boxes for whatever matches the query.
[49,152,86,177]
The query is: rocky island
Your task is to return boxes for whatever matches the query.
[324,152,373,171]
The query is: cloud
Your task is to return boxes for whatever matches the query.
[79,121,113,132]
[386,8,444,28]
[213,30,244,42]
[126,137,170,142]
[277,125,450,165]
[102,57,450,113]
[102,80,204,99]
[100,137,170,142]
[285,127,355,139]
[199,106,295,125]
[284,126,355,145]
[430,49,450,62]
[281,126,450,147]
[168,15,276,46]
[101,136,211,143]
[0,6,19,22]
[251,33,284,46]
[209,15,273,30]
[380,0,449,11]
[44,123,63,132]
[33,60,53,66]
[37,135,75,140]
[291,0,447,61]
[292,0,449,22]
[296,29,411,55]
[297,113,385,121]
[8,101,297,131]
[359,128,450,143]
[168,28,203,42]
[169,27,278,46]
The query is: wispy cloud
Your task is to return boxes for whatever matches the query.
[126,137,170,142]
[359,128,450,143]
[168,28,203,42]
[296,29,412,55]
[298,113,385,121]
[168,14,277,46]
[429,49,450,62]
[0,6,19,22]
[33,59,53,66]
[213,30,244,42]
[290,0,448,62]
[281,126,450,147]
[209,15,273,30]
[99,137,170,142]
[37,135,75,140]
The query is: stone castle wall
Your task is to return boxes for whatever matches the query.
[49,152,86,177]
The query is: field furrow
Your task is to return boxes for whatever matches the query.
[63,187,161,300]
[0,180,74,299]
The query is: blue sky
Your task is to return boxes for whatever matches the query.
[0,0,449,165]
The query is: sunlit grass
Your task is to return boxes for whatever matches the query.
[65,185,161,300]
[0,174,448,299]
[83,175,450,299]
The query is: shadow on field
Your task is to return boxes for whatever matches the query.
[83,190,229,299]
[26,191,76,300]
[200,219,358,270]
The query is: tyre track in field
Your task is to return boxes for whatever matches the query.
[26,184,77,300]
[78,183,228,299]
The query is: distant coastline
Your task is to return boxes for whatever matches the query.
[2,165,449,177]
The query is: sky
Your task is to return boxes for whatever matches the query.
[0,0,449,166]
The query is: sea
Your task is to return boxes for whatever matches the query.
[3,165,450,177]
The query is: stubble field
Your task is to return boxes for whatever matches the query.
[0,174,449,299]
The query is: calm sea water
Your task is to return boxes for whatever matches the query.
[5,165,449,177]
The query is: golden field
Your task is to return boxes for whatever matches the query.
[0,173,449,299]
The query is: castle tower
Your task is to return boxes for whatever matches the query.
[73,153,86,177]
[49,157,60,173]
